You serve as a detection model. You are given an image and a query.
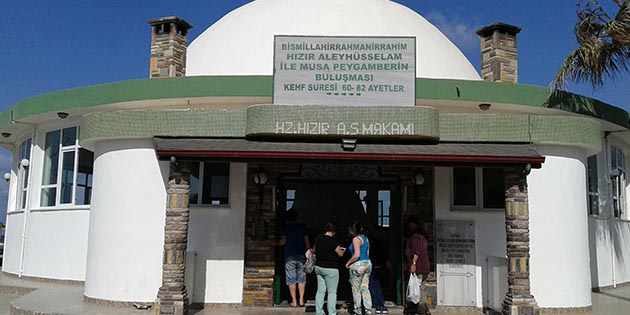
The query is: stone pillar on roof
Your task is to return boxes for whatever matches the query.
[476,22,521,84]
[148,16,193,78]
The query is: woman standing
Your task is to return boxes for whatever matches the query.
[345,222,372,315]
[404,216,430,315]
[311,222,345,315]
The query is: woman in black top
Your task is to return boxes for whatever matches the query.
[309,222,345,315]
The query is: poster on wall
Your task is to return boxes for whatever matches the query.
[435,220,477,307]
[273,35,416,106]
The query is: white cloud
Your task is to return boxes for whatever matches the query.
[426,11,478,52]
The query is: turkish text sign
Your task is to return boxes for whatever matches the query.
[273,36,416,106]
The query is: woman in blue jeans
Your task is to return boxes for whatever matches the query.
[310,222,345,315]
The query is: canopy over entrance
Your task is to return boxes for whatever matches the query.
[154,138,544,166]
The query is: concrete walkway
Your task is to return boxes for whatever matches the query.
[0,272,629,315]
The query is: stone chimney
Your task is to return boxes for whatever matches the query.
[476,22,521,83]
[148,16,193,78]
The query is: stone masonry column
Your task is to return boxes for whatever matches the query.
[503,168,539,315]
[156,161,191,315]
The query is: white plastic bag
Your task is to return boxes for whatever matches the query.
[406,273,422,304]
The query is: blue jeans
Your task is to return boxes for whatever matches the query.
[369,267,385,307]
[285,255,306,285]
[315,266,339,315]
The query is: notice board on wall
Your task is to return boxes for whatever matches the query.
[435,220,477,307]
[273,35,416,106]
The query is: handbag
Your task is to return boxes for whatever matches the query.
[304,249,316,274]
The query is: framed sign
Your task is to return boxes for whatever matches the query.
[273,36,416,106]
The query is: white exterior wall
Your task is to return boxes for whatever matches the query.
[528,145,592,308]
[22,210,90,280]
[434,167,507,309]
[2,213,24,274]
[588,135,630,288]
[84,139,168,302]
[186,163,247,304]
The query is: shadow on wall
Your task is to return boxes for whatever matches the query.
[588,189,630,288]
[613,221,629,278]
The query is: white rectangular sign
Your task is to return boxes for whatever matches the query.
[273,36,416,106]
[436,220,477,307]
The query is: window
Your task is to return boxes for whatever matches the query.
[611,146,625,218]
[356,190,367,213]
[452,167,505,210]
[286,189,296,210]
[587,155,599,215]
[17,138,32,210]
[189,162,230,206]
[377,190,391,227]
[40,127,94,207]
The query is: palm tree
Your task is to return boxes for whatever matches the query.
[553,0,630,90]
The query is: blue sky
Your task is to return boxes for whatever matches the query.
[0,0,629,218]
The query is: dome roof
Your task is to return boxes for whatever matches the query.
[187,0,480,80]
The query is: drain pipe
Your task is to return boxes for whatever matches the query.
[11,113,36,278]
[603,131,617,288]
[17,152,34,278]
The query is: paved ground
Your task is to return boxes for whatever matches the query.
[0,294,19,315]
[0,271,629,315]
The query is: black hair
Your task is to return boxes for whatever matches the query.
[348,221,366,236]
[323,222,338,233]
[406,216,429,239]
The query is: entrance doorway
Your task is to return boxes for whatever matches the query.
[274,171,404,306]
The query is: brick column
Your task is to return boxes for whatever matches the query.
[157,162,191,315]
[503,168,539,315]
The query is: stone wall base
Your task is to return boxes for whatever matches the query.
[539,306,592,314]
[502,294,540,315]
[2,271,84,285]
[434,306,483,314]
[592,280,630,292]
[242,265,275,307]
[190,303,243,311]
[83,295,153,308]
[0,285,35,296]
[155,299,186,315]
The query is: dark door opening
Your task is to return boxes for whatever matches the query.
[274,177,403,306]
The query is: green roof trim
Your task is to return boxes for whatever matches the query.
[81,109,246,144]
[439,113,601,150]
[417,79,628,128]
[1,76,626,129]
[81,108,601,154]
[0,76,272,126]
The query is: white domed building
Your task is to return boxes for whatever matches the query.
[1,0,629,314]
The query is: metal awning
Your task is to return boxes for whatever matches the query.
[154,138,544,166]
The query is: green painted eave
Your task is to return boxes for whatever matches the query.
[1,75,627,129]
[417,78,628,128]
[0,76,273,126]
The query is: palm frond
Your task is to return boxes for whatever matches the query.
[553,0,630,90]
